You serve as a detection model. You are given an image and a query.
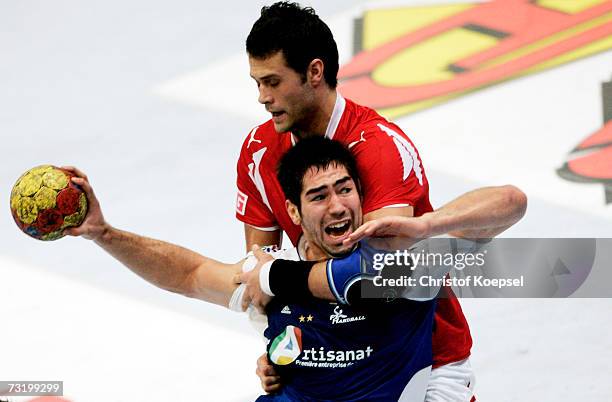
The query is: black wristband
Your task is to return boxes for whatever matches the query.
[269,259,316,301]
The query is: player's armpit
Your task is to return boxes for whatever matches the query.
[244,224,282,252]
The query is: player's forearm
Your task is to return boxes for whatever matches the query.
[189,258,243,307]
[425,185,527,239]
[308,262,335,301]
[94,225,238,305]
[269,258,361,303]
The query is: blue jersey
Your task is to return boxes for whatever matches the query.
[260,297,435,401]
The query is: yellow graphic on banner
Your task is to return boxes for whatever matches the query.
[362,4,473,50]
[373,28,499,86]
[538,0,607,14]
[482,12,612,70]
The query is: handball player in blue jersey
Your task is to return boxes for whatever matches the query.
[247,137,436,401]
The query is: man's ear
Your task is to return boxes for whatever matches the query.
[286,199,301,225]
[307,59,324,88]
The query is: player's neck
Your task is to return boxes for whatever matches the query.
[293,89,337,139]
[298,236,328,261]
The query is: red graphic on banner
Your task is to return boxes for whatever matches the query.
[338,0,612,115]
[558,121,612,203]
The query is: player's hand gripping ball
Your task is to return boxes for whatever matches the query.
[10,165,88,241]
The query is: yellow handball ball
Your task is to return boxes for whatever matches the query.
[10,165,88,241]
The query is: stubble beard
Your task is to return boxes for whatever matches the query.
[291,92,322,139]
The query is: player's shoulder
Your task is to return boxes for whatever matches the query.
[344,118,414,156]
[343,98,411,143]
[239,119,285,156]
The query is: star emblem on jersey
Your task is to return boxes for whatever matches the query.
[269,325,302,366]
[298,315,314,322]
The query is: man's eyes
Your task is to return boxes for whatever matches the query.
[310,188,352,201]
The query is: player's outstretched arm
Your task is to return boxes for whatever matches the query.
[346,185,527,244]
[62,166,241,307]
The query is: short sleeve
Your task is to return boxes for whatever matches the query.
[235,132,279,230]
[351,122,428,214]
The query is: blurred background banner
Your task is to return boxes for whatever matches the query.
[341,0,612,116]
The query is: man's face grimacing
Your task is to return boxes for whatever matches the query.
[249,51,318,134]
[287,163,363,258]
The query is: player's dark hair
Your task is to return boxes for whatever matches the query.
[246,1,339,88]
[277,137,361,209]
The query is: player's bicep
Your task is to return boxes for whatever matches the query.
[364,205,413,222]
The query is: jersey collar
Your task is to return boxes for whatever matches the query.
[324,93,346,140]
[289,93,345,144]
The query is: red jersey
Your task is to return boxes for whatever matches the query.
[235,95,471,367]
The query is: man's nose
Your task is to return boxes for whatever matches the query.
[328,193,347,216]
[258,87,272,105]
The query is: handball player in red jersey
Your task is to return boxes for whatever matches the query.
[236,3,526,400]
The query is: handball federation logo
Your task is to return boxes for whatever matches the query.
[339,0,612,118]
[269,325,303,366]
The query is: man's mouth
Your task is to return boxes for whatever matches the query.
[324,220,352,239]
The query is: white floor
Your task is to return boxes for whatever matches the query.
[1,1,611,401]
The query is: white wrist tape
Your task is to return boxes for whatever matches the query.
[228,284,247,312]
[259,260,275,297]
